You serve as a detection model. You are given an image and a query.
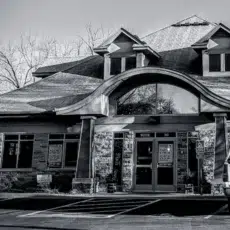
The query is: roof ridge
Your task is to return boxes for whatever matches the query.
[142,15,214,39]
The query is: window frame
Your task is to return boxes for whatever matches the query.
[1,133,35,170]
[48,133,80,170]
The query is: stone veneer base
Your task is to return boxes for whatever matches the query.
[72,178,95,194]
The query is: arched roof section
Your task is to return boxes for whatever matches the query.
[56,67,230,115]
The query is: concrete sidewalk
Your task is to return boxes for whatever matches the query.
[0,192,227,200]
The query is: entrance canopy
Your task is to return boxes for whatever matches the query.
[56,67,230,116]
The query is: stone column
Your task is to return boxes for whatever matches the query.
[72,116,96,193]
[213,113,229,183]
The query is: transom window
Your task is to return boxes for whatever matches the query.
[117,84,199,115]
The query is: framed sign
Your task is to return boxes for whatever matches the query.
[48,142,63,168]
[158,143,173,164]
[37,174,52,184]
[196,140,204,159]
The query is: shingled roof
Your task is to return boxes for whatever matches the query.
[2,15,230,114]
[0,72,103,112]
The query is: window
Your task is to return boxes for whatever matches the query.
[225,53,230,71]
[209,54,221,72]
[110,58,121,75]
[48,133,79,168]
[125,57,136,71]
[117,84,199,115]
[2,134,34,169]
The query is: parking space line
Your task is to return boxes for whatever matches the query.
[22,213,112,219]
[204,204,228,219]
[108,199,162,218]
[18,198,94,217]
[0,197,15,202]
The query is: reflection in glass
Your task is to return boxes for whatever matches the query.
[136,141,152,165]
[117,83,199,115]
[117,84,157,115]
[157,84,198,114]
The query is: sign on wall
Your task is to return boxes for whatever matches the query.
[0,133,4,167]
[48,143,63,168]
[32,134,49,170]
[158,143,173,164]
[196,140,204,159]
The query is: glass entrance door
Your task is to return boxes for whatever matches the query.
[155,139,176,192]
[134,139,154,191]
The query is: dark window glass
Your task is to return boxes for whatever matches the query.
[114,133,124,138]
[157,167,173,185]
[65,134,80,140]
[225,53,230,71]
[188,138,198,186]
[2,141,18,168]
[110,58,121,75]
[49,134,64,140]
[18,141,33,168]
[65,142,79,167]
[21,134,34,140]
[125,57,136,71]
[209,54,221,72]
[113,139,123,189]
[5,135,19,141]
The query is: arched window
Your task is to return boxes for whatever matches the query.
[117,84,199,115]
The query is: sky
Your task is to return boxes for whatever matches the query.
[1,0,230,44]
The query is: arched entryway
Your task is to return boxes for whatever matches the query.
[60,67,230,194]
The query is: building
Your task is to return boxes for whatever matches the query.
[0,15,230,194]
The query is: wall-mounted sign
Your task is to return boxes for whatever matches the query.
[196,140,204,159]
[156,132,176,137]
[48,143,63,168]
[37,174,52,184]
[136,133,155,138]
[158,143,173,164]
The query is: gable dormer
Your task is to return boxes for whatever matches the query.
[94,28,160,80]
[192,23,230,76]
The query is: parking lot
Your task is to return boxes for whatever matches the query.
[0,195,230,229]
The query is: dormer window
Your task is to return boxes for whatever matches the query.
[126,57,136,71]
[110,58,122,75]
[225,53,230,71]
[209,54,221,72]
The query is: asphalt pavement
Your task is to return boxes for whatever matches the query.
[0,195,229,230]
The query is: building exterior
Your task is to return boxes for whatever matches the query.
[0,15,230,194]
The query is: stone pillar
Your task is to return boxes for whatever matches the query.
[72,116,96,193]
[213,113,229,183]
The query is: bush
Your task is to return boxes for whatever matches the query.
[50,173,73,193]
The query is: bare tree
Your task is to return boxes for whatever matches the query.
[79,23,113,55]
[0,33,55,89]
[0,24,112,93]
